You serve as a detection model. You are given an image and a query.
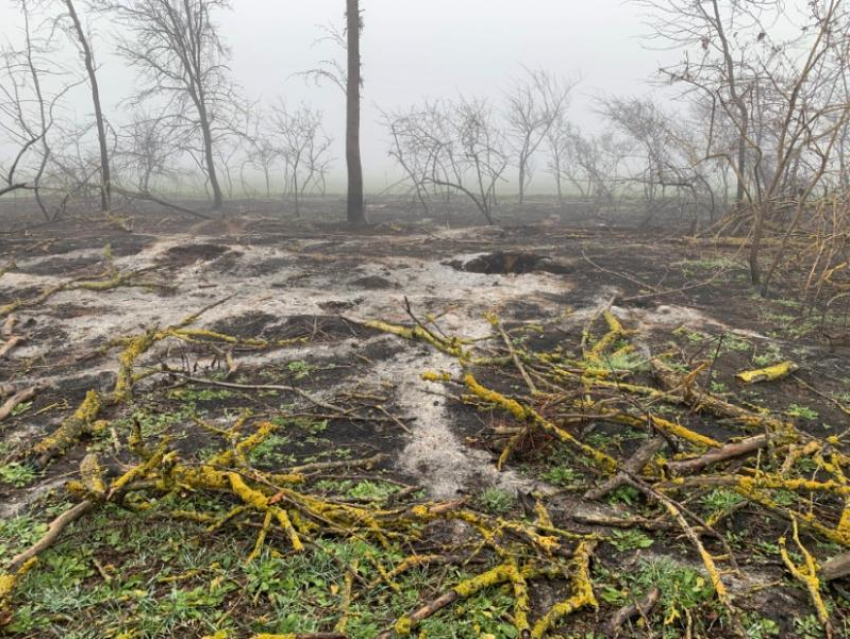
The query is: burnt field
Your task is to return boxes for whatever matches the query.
[1,202,850,639]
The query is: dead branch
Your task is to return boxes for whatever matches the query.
[5,501,94,572]
[0,336,24,360]
[0,386,40,423]
[584,438,664,500]
[665,435,770,475]
[604,586,660,639]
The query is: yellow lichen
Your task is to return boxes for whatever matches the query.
[421,370,451,383]
[780,518,831,631]
[0,557,38,617]
[736,361,798,384]
[531,541,597,638]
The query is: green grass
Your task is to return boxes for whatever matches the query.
[4,503,525,639]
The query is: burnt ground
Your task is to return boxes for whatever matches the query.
[1,199,850,639]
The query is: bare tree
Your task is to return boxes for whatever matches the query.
[384,97,508,224]
[637,0,850,287]
[116,111,173,194]
[548,124,634,212]
[0,1,78,216]
[505,68,575,204]
[60,0,112,212]
[99,0,238,212]
[272,102,333,217]
[346,0,365,224]
[242,107,279,199]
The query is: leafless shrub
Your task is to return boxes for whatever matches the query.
[271,102,334,217]
[504,68,576,204]
[384,97,508,224]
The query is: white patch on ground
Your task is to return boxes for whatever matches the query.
[375,345,544,499]
[3,234,574,497]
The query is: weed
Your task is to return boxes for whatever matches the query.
[609,529,654,552]
[626,557,716,638]
[752,343,784,367]
[0,462,38,488]
[744,615,781,638]
[347,480,399,503]
[710,381,728,394]
[723,333,751,353]
[287,359,319,380]
[787,404,819,420]
[247,434,293,467]
[700,489,743,517]
[541,465,579,487]
[11,400,32,417]
[608,485,641,507]
[476,487,515,515]
[794,615,823,639]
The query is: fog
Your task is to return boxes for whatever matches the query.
[1,0,671,191]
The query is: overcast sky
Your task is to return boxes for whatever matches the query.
[0,0,677,190]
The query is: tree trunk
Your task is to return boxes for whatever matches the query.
[197,95,223,211]
[346,0,366,224]
[65,0,111,213]
[518,159,526,205]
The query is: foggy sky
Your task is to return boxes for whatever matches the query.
[0,0,675,191]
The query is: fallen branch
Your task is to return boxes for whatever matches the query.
[0,386,40,423]
[0,336,24,360]
[5,501,94,572]
[665,435,771,475]
[1,315,17,337]
[604,586,660,639]
[585,438,664,501]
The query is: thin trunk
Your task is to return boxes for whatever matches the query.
[196,95,223,211]
[346,0,365,224]
[65,0,111,212]
[518,159,526,204]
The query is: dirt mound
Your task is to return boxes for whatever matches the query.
[449,251,573,275]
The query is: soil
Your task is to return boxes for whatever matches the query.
[2,199,850,638]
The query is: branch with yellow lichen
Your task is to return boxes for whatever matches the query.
[780,517,834,639]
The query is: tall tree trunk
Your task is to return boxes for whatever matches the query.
[346,0,365,224]
[518,160,526,205]
[65,0,111,212]
[196,92,223,211]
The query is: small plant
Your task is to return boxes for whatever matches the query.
[248,434,293,467]
[609,529,654,552]
[752,343,784,368]
[287,360,318,380]
[602,351,648,373]
[700,489,743,517]
[626,558,715,636]
[787,404,819,421]
[0,462,38,488]
[710,380,728,394]
[347,480,399,503]
[794,615,823,639]
[11,400,32,417]
[541,465,579,487]
[723,334,751,353]
[168,387,233,402]
[608,485,641,507]
[477,488,515,515]
[745,615,781,638]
